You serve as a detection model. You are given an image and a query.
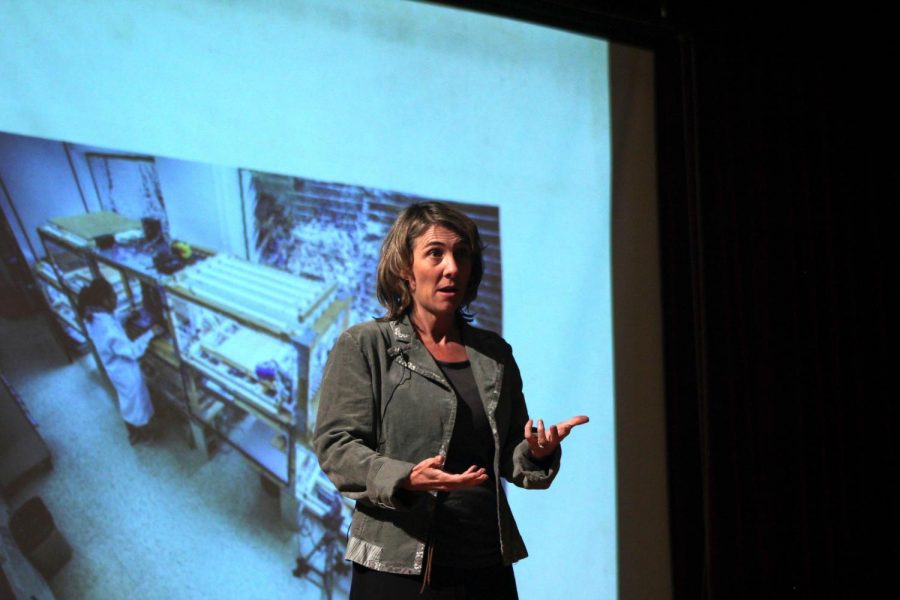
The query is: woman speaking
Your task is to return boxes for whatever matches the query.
[314,201,588,599]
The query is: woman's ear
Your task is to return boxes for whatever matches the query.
[402,271,415,292]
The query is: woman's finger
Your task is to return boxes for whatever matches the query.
[523,414,592,459]
[547,425,560,445]
[537,419,547,448]
[562,415,590,431]
[554,415,589,437]
[415,462,488,490]
[430,469,486,491]
[449,469,487,488]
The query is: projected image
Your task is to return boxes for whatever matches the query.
[1,129,509,600]
[2,1,615,597]
[243,170,503,335]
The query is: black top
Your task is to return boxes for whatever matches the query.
[432,359,502,568]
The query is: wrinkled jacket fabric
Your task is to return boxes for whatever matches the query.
[313,315,560,575]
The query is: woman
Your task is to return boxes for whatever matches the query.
[77,278,159,446]
[314,202,588,598]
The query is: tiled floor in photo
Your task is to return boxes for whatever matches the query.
[1,313,347,600]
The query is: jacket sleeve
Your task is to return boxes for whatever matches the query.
[313,330,417,510]
[108,323,154,360]
[499,350,561,490]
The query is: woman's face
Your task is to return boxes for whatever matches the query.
[406,225,472,321]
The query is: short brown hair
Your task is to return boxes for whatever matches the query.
[376,201,485,321]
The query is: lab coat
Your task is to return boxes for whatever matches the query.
[84,310,155,426]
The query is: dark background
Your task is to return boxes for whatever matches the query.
[430,1,893,597]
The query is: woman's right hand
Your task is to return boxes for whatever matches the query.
[402,455,488,491]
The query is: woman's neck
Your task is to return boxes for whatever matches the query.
[409,305,457,340]
[409,308,467,362]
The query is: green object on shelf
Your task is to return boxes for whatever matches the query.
[50,212,141,240]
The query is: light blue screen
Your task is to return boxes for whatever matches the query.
[0,1,615,598]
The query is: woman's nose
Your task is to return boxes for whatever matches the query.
[443,256,458,276]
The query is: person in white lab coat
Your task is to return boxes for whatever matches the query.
[76,278,160,445]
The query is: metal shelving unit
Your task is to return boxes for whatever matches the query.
[164,254,350,523]
[32,258,87,347]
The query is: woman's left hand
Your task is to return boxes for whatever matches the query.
[524,415,590,460]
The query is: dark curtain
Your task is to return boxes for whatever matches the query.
[677,24,895,598]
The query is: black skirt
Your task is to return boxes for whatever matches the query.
[348,561,518,600]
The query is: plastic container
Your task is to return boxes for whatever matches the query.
[141,217,162,241]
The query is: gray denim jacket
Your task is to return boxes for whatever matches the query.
[313,315,561,575]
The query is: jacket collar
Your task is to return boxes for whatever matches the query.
[388,312,500,355]
[387,314,448,387]
[388,313,473,351]
[388,314,415,346]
